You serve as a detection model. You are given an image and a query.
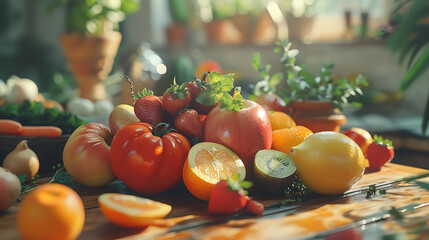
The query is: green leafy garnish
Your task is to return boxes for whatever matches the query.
[196,72,244,111]
[0,100,86,134]
[16,164,74,200]
[366,184,387,199]
[373,134,394,148]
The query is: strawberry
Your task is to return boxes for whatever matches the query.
[208,179,247,214]
[174,109,203,141]
[163,82,191,117]
[245,200,264,215]
[133,89,163,126]
[366,135,395,171]
[187,80,216,115]
[208,175,253,215]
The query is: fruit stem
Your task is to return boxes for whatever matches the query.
[152,123,176,137]
[202,71,210,82]
[122,75,136,104]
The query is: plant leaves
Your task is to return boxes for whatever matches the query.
[422,91,429,136]
[400,47,429,91]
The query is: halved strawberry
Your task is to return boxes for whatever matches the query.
[134,89,163,126]
[163,82,191,117]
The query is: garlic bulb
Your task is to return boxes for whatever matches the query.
[0,79,7,98]
[5,76,39,104]
[3,140,40,182]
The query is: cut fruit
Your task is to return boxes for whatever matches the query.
[183,142,246,201]
[254,149,296,194]
[98,193,172,228]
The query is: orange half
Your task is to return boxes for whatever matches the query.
[183,142,246,201]
[98,193,172,228]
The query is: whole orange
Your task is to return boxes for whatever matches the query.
[195,60,223,80]
[17,183,85,240]
[272,126,313,154]
[267,110,296,130]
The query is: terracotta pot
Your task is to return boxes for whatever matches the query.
[286,15,315,42]
[289,101,346,133]
[165,23,186,45]
[60,31,122,102]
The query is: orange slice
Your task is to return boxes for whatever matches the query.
[183,142,246,201]
[98,193,172,228]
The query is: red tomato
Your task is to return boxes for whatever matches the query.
[204,100,272,179]
[208,180,248,214]
[366,142,394,171]
[110,122,191,194]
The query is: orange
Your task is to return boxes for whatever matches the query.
[272,126,313,154]
[195,60,223,80]
[183,142,246,201]
[267,110,296,130]
[17,183,85,240]
[290,131,365,195]
[98,193,172,228]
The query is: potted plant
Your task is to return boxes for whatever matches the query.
[45,0,140,102]
[251,40,367,132]
[279,0,323,42]
[166,0,190,45]
[387,0,429,135]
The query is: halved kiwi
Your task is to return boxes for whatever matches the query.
[254,149,297,194]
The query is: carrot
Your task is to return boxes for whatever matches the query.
[0,119,23,135]
[20,126,62,138]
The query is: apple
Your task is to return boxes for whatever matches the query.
[343,127,373,156]
[109,104,139,135]
[0,167,21,211]
[63,122,115,187]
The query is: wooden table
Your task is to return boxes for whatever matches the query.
[1,163,429,240]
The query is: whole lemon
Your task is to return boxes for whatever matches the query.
[290,131,365,195]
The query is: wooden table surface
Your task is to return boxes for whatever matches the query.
[1,163,429,240]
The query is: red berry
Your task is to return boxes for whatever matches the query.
[246,200,264,215]
[134,96,163,126]
[174,109,203,140]
[208,180,247,215]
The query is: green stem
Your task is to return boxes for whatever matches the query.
[152,123,176,137]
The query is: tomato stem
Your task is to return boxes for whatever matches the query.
[152,123,176,137]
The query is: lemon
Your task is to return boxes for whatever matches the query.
[254,150,296,194]
[289,131,365,195]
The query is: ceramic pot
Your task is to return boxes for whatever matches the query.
[60,31,122,102]
[289,101,346,133]
[166,23,186,45]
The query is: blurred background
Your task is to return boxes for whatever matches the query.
[1,0,428,141]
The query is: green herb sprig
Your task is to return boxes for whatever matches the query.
[17,164,74,200]
[196,72,244,111]
[0,100,86,134]
[252,40,368,110]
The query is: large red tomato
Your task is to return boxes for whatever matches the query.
[110,122,190,194]
[204,100,272,178]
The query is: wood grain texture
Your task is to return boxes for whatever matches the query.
[0,163,428,240]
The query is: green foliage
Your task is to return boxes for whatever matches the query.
[45,0,140,35]
[388,0,429,135]
[196,72,244,111]
[0,100,86,134]
[252,40,367,110]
